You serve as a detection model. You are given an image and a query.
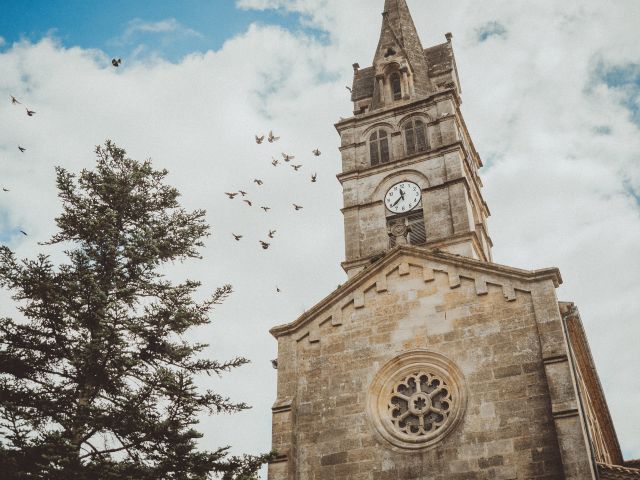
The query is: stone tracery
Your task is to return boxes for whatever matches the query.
[367,350,466,450]
[388,371,452,437]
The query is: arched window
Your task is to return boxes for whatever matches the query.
[404,118,428,156]
[390,72,402,101]
[369,129,390,166]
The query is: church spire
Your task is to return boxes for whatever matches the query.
[374,0,432,97]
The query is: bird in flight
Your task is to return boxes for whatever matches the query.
[261,206,271,212]
[346,86,352,93]
[271,158,279,167]
[243,200,253,207]
[20,230,28,236]
[276,286,281,293]
[268,130,280,143]
[268,230,276,239]
[112,58,122,67]
[253,179,263,186]
[291,164,302,171]
[225,192,238,199]
[239,190,248,197]
[10,96,21,105]
[260,240,270,250]
[311,173,317,183]
[255,134,265,144]
[25,108,36,117]
[18,146,26,153]
[312,149,321,156]
[2,188,9,192]
[282,153,295,162]
[293,204,303,211]
[233,233,243,241]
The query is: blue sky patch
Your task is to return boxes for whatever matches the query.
[0,0,316,62]
[593,125,612,135]
[0,208,19,246]
[623,179,640,209]
[595,62,640,126]
[476,21,507,43]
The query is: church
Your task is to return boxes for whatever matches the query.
[267,1,638,478]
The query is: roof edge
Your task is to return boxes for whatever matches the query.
[598,462,640,478]
[562,303,625,465]
[270,245,562,338]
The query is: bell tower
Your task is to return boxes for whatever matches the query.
[267,2,625,479]
[337,0,492,278]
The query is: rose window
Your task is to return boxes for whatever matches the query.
[368,350,466,450]
[389,372,452,437]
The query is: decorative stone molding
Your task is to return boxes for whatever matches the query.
[273,247,562,344]
[271,397,293,414]
[293,264,525,344]
[599,463,640,479]
[367,350,467,450]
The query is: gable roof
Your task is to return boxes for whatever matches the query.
[424,42,455,77]
[351,66,376,102]
[270,245,561,338]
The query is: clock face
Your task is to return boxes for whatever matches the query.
[384,181,421,214]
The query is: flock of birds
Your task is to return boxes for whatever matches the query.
[224,129,322,268]
[4,57,328,295]
[4,94,37,236]
[4,59,125,236]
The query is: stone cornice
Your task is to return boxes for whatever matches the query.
[338,113,455,153]
[334,88,460,132]
[336,141,464,183]
[340,230,489,269]
[269,245,562,339]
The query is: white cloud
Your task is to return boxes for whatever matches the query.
[111,17,203,48]
[236,0,282,9]
[1,0,640,473]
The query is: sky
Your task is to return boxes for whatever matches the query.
[1,0,640,474]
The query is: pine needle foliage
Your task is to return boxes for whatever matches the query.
[0,142,272,479]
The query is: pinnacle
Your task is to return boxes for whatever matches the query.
[375,0,431,96]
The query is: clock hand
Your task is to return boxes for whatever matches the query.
[392,194,404,207]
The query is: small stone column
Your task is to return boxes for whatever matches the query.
[376,74,385,105]
[401,67,410,100]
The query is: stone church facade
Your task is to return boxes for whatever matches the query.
[267,1,638,478]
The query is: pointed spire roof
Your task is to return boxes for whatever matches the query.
[374,0,432,96]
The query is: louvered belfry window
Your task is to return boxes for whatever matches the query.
[388,210,427,248]
[369,129,390,166]
[404,118,428,156]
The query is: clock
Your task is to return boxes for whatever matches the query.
[384,181,421,214]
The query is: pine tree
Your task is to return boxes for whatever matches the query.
[0,141,272,480]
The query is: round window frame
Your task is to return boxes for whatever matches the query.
[367,350,467,451]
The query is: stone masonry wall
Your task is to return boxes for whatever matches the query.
[337,94,493,266]
[272,260,569,479]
